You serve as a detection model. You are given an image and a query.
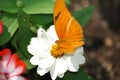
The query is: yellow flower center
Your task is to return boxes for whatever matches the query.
[51,44,64,58]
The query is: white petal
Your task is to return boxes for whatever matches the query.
[56,58,67,74]
[47,25,58,41]
[63,47,85,72]
[28,37,51,57]
[37,67,49,76]
[38,56,55,69]
[27,38,43,56]
[37,28,47,39]
[50,58,67,80]
[58,73,64,78]
[30,56,40,65]
[77,55,85,65]
[74,47,84,55]
[50,63,57,80]
[72,47,85,65]
[9,76,26,80]
[63,56,78,72]
[38,27,55,44]
[70,55,85,71]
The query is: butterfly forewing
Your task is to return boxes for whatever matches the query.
[54,0,71,38]
[54,0,84,54]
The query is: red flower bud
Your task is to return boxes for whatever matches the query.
[0,20,3,34]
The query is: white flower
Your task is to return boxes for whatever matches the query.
[27,25,85,80]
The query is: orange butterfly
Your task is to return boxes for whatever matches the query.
[54,0,84,54]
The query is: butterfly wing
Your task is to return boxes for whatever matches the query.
[54,0,71,38]
[54,0,84,53]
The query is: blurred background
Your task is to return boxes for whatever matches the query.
[70,0,120,80]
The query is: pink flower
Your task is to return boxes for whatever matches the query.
[0,48,27,80]
[0,20,3,34]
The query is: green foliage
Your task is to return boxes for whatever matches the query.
[73,5,95,27]
[0,13,18,45]
[0,0,54,14]
[30,14,53,30]
[0,0,18,13]
[65,0,71,5]
[0,0,94,79]
[22,0,54,14]
[16,10,33,59]
[16,50,36,70]
[23,59,36,70]
[57,69,93,80]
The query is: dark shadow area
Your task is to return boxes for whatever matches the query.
[99,0,120,33]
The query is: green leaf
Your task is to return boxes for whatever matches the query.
[72,6,95,27]
[0,13,18,45]
[23,59,36,70]
[12,10,34,59]
[0,0,18,13]
[15,50,35,70]
[30,14,53,29]
[65,0,71,5]
[23,0,54,14]
[56,69,93,80]
[16,50,27,59]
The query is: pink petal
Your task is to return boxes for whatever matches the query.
[0,62,6,73]
[0,49,12,73]
[8,76,27,80]
[0,74,7,80]
[9,60,26,77]
[6,54,19,73]
[0,20,3,34]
